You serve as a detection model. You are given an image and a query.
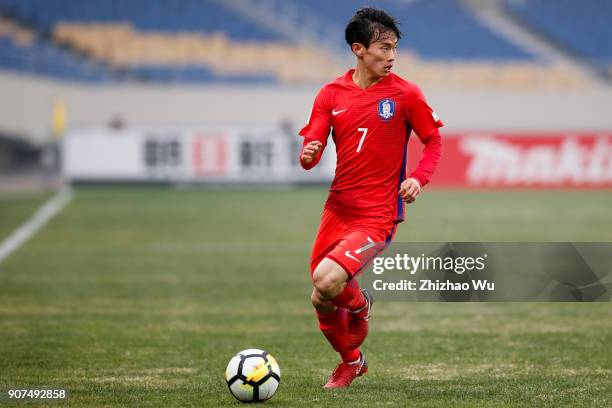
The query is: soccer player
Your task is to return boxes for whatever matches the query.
[299,8,443,388]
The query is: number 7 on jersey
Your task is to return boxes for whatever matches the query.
[356,127,368,153]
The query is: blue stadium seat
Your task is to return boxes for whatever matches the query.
[130,64,277,84]
[504,0,612,64]
[0,35,116,82]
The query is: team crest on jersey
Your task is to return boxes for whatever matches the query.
[378,99,395,120]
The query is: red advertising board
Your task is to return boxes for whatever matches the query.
[408,132,612,188]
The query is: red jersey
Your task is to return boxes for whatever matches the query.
[299,69,443,221]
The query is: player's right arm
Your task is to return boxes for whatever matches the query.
[298,87,332,170]
[300,140,324,168]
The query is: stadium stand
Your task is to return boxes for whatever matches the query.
[270,0,537,61]
[504,0,612,67]
[0,17,116,82]
[256,0,585,87]
[51,23,341,84]
[0,0,284,41]
[0,0,289,83]
[0,0,591,86]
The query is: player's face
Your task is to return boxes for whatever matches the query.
[363,31,398,78]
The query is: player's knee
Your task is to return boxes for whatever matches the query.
[312,269,343,299]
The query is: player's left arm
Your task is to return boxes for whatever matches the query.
[399,87,444,204]
[399,129,442,203]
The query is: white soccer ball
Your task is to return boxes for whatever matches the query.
[225,348,281,403]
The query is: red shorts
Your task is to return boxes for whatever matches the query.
[310,207,398,279]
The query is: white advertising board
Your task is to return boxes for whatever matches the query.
[63,126,336,183]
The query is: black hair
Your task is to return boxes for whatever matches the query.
[345,7,402,49]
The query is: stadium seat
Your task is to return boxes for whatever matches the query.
[504,0,612,65]
[261,0,537,61]
[0,0,590,86]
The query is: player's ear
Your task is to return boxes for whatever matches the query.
[351,42,365,57]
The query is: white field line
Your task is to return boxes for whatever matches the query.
[0,186,74,264]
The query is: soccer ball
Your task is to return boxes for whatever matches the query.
[225,349,281,403]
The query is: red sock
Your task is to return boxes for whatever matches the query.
[316,308,345,353]
[331,279,366,311]
[342,348,361,364]
[316,308,360,363]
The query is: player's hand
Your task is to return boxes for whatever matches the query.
[301,141,323,164]
[399,178,421,204]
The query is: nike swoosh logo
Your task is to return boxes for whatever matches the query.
[344,237,376,263]
[345,250,360,262]
[332,109,347,116]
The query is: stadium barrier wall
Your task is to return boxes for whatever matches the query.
[3,71,612,146]
[65,127,612,188]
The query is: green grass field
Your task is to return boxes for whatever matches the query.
[0,192,51,240]
[0,187,611,407]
